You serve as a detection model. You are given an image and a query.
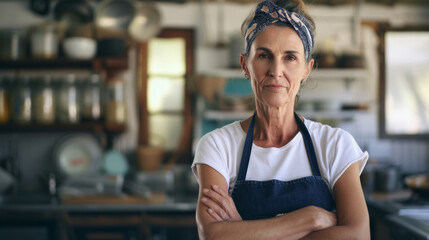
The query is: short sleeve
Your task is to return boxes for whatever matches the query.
[329,130,369,190]
[191,133,230,187]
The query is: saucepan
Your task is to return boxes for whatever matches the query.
[405,174,429,196]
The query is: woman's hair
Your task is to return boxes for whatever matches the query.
[241,0,316,60]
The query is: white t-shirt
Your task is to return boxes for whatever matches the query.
[192,117,368,195]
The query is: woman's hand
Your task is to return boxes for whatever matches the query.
[200,184,242,222]
[296,206,337,231]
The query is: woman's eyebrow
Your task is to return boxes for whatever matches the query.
[256,47,300,55]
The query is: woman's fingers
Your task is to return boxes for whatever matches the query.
[201,196,230,221]
[207,208,224,222]
[202,185,242,221]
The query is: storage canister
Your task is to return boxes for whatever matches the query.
[0,29,27,60]
[57,74,80,123]
[106,77,125,124]
[30,23,59,59]
[0,76,11,123]
[33,75,55,123]
[82,73,104,121]
[12,76,32,123]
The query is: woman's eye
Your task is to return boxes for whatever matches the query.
[286,55,296,61]
[258,53,270,59]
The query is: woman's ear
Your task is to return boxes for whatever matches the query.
[303,58,314,79]
[240,54,248,76]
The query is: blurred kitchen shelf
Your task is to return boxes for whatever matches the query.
[203,110,253,120]
[0,122,126,133]
[199,68,369,80]
[311,68,369,79]
[0,57,128,70]
[297,110,367,121]
[202,109,365,121]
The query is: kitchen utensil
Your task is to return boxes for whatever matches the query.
[60,174,123,197]
[33,75,55,124]
[52,134,103,178]
[62,37,97,59]
[405,174,429,196]
[30,0,50,16]
[0,29,27,60]
[0,167,14,193]
[106,77,126,124]
[95,0,136,32]
[96,38,126,57]
[82,73,104,121]
[133,170,174,196]
[127,2,161,42]
[54,0,94,38]
[54,0,93,23]
[137,145,163,171]
[30,23,59,59]
[375,164,400,192]
[57,74,80,123]
[101,150,129,175]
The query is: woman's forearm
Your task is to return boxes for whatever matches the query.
[300,221,370,240]
[198,206,335,240]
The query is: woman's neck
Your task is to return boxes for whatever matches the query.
[253,103,299,148]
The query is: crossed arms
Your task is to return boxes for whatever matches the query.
[195,162,370,240]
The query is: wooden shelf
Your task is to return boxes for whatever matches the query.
[203,110,253,120]
[199,68,369,80]
[0,122,126,134]
[0,57,128,70]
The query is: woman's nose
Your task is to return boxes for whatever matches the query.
[268,59,283,78]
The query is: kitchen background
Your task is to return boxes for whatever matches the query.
[0,0,429,240]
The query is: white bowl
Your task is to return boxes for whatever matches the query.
[63,37,97,60]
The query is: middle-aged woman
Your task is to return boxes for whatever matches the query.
[192,0,370,239]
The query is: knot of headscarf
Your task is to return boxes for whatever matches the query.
[244,0,314,60]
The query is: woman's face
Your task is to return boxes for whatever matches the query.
[241,25,314,109]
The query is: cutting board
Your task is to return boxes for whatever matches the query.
[61,193,166,205]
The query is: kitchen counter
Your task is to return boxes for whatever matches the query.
[0,194,197,213]
[0,193,199,240]
[365,190,429,240]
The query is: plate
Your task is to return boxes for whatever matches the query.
[102,150,129,175]
[53,134,103,177]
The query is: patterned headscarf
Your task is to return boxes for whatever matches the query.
[244,0,314,60]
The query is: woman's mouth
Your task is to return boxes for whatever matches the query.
[265,84,285,89]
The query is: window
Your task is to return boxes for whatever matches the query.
[139,29,194,163]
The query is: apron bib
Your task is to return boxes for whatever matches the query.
[231,112,336,220]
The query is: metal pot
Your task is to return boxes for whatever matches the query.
[128,2,161,42]
[374,164,400,192]
[95,0,136,32]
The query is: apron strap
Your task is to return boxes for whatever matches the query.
[294,113,321,176]
[237,112,321,181]
[237,113,255,181]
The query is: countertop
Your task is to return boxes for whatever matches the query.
[366,189,429,240]
[0,193,197,213]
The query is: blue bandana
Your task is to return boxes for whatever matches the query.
[244,0,314,60]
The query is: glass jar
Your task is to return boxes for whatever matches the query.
[57,74,80,123]
[0,76,11,123]
[30,23,59,59]
[12,76,32,123]
[33,75,55,124]
[0,29,27,60]
[82,73,104,121]
[106,77,126,124]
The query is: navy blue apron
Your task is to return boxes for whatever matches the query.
[231,112,336,220]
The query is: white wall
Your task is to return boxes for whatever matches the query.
[1,1,429,173]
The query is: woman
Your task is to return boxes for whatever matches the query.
[192,0,370,239]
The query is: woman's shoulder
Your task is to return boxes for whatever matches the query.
[199,120,245,145]
[303,118,355,144]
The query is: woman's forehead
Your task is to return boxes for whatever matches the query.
[251,26,304,53]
